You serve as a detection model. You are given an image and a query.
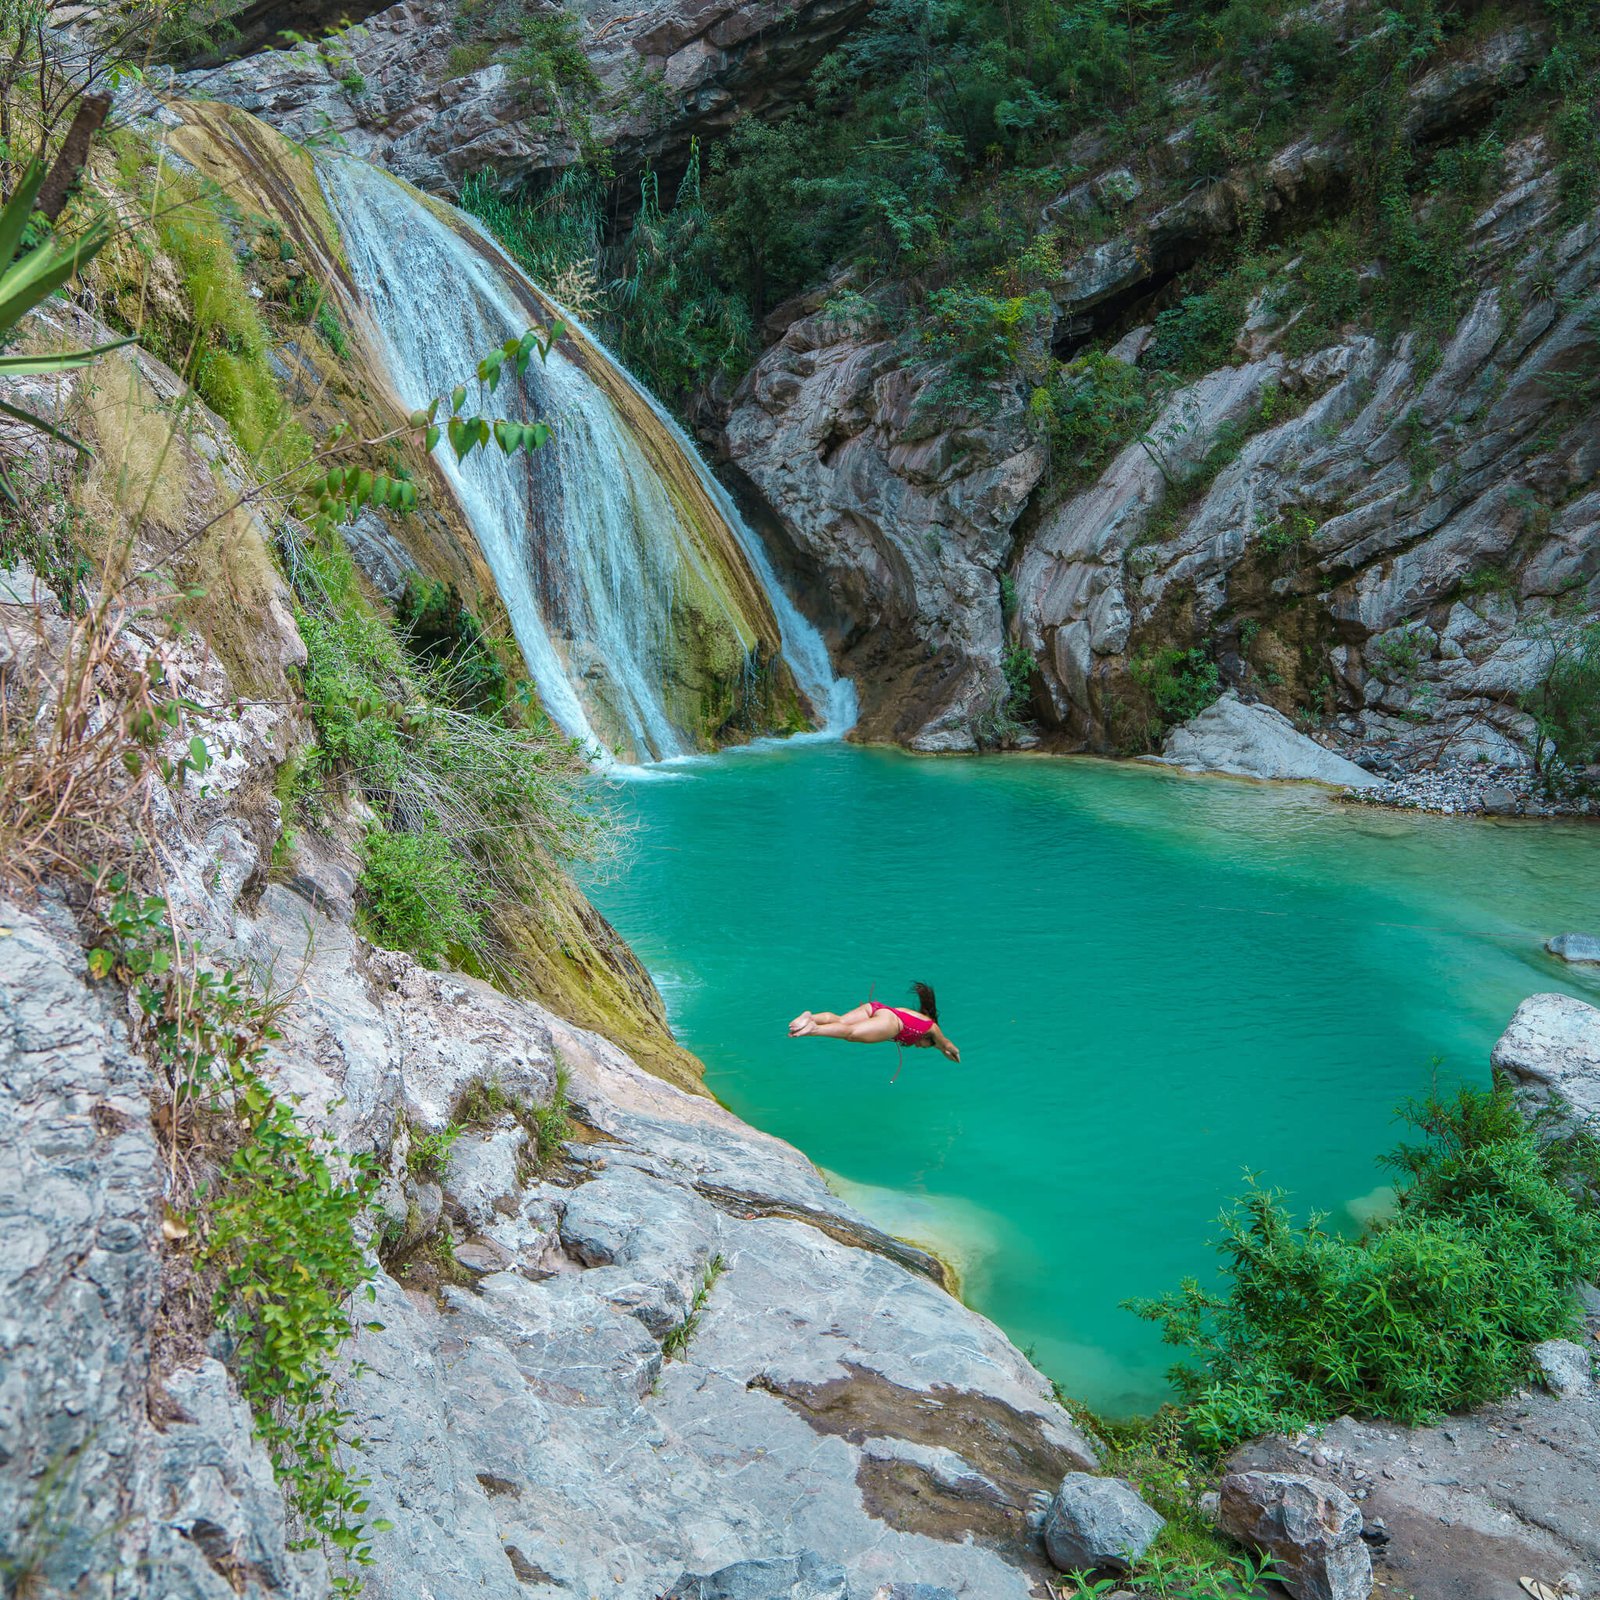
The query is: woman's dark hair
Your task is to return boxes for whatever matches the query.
[910,981,938,1022]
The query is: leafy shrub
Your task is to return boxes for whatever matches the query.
[612,146,754,404]
[393,576,509,714]
[1128,647,1221,726]
[1368,624,1431,686]
[357,826,483,966]
[1530,621,1600,778]
[1133,1085,1600,1454]
[406,1122,463,1179]
[1031,352,1155,488]
[1258,507,1317,555]
[289,533,608,980]
[922,287,1052,413]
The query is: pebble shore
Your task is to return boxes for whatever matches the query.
[1339,759,1596,818]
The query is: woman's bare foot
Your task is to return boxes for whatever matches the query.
[788,1011,815,1036]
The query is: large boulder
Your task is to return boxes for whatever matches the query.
[1148,691,1382,787]
[1218,1472,1371,1600]
[1041,1473,1165,1574]
[1490,992,1600,1136]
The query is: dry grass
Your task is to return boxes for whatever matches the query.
[0,583,170,889]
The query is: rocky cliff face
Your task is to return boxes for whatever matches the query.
[721,22,1600,766]
[184,0,866,198]
[0,566,1097,1599]
[0,180,1098,1590]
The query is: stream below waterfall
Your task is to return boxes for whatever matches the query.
[588,743,1600,1416]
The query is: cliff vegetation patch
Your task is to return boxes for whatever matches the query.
[1134,1082,1600,1453]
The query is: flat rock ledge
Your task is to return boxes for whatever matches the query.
[1,882,1097,1600]
[1145,692,1382,788]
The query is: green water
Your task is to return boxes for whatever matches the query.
[587,743,1600,1416]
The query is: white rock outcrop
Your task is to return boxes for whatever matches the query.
[1491,992,1600,1135]
[1148,691,1382,786]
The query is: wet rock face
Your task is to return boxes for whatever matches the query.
[1217,1472,1372,1600]
[721,305,1047,749]
[187,0,868,198]
[721,51,1598,764]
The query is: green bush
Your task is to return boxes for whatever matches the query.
[289,534,607,979]
[1128,647,1221,727]
[1031,352,1155,488]
[1133,1084,1600,1454]
[89,881,384,1588]
[922,286,1052,412]
[1531,622,1600,777]
[357,826,483,967]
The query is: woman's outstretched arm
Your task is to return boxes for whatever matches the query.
[928,1024,961,1063]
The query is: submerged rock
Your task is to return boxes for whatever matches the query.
[1546,932,1600,966]
[1148,692,1382,787]
[1218,1471,1371,1600]
[1041,1473,1165,1574]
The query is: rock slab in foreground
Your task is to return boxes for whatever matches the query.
[1217,1472,1372,1600]
[1149,693,1382,788]
[1042,1473,1165,1574]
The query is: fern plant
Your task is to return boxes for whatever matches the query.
[0,155,129,502]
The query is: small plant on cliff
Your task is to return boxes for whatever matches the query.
[88,877,387,1588]
[1133,1082,1600,1454]
[1128,647,1221,729]
[1528,620,1600,786]
[661,1253,728,1360]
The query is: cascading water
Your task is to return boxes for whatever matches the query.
[317,154,853,761]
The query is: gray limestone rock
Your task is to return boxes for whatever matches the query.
[1149,692,1382,787]
[663,1554,848,1600]
[1491,993,1600,1137]
[442,1118,528,1229]
[183,0,869,199]
[0,901,322,1600]
[1547,932,1600,966]
[1042,1473,1165,1574]
[1218,1472,1372,1600]
[1531,1340,1593,1400]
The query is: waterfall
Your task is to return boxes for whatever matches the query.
[317,155,854,761]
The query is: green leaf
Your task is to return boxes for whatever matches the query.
[424,424,440,453]
[450,384,466,414]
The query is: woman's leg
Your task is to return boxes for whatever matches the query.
[791,1002,873,1035]
[806,1010,900,1044]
